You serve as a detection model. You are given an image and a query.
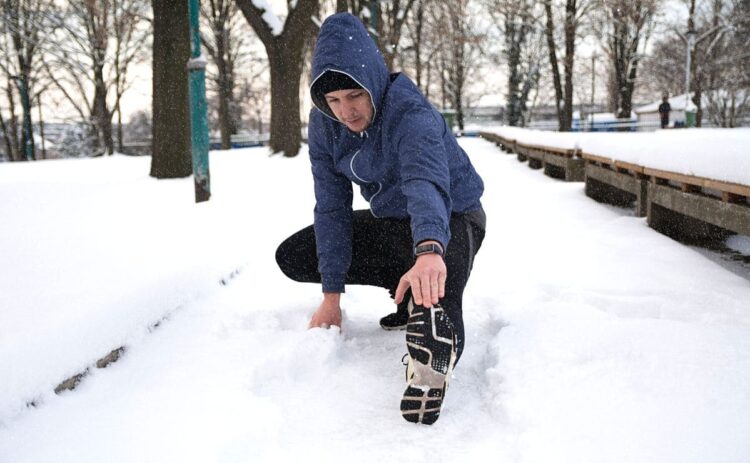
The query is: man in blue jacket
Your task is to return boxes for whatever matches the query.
[275,13,485,425]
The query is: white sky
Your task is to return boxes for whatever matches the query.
[48,0,693,125]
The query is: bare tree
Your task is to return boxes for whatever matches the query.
[111,0,150,151]
[201,0,250,149]
[403,0,428,90]
[401,0,449,103]
[487,0,544,127]
[0,0,56,161]
[45,0,150,155]
[597,0,660,119]
[442,1,486,130]
[542,0,594,130]
[643,0,746,126]
[371,0,417,70]
[235,0,320,157]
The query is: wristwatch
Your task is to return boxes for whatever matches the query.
[414,242,444,258]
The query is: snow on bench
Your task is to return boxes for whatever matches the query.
[481,127,750,240]
[480,129,585,181]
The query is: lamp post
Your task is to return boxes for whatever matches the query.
[187,0,211,203]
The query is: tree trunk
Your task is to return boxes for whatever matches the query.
[693,87,703,127]
[93,65,114,155]
[5,82,21,161]
[506,16,525,127]
[0,111,14,161]
[216,26,232,150]
[269,44,303,156]
[544,0,564,130]
[150,0,192,178]
[413,1,424,90]
[562,0,577,131]
[236,0,319,156]
[117,103,124,152]
[38,95,46,159]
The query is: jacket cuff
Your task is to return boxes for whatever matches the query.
[321,274,346,293]
[412,224,449,253]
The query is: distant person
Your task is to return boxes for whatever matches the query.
[659,93,671,129]
[274,13,486,425]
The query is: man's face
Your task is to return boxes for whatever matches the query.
[324,89,373,132]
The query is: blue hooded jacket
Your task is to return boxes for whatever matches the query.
[308,13,484,293]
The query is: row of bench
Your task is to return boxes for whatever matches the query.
[480,131,750,243]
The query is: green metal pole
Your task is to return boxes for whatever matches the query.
[12,76,35,161]
[369,0,379,41]
[187,0,211,203]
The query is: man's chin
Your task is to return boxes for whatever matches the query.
[345,119,367,132]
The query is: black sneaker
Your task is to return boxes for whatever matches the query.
[400,298,457,425]
[379,310,408,330]
[380,293,410,330]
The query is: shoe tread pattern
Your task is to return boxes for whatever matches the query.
[400,303,456,425]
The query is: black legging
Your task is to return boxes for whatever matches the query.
[275,208,486,361]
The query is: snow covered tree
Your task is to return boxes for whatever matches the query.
[235,0,320,157]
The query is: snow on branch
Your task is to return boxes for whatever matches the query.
[251,0,283,36]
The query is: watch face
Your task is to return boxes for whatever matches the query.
[415,243,442,257]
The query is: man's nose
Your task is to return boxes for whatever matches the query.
[341,100,356,115]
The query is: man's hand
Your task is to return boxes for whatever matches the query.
[309,292,342,329]
[394,247,447,307]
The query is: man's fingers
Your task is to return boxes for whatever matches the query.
[438,272,447,299]
[419,274,432,307]
[411,277,423,306]
[430,275,440,305]
[394,277,411,304]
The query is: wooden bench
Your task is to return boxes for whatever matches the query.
[582,152,649,217]
[645,167,750,241]
[482,130,749,243]
[521,143,584,182]
[583,152,750,240]
[480,132,584,182]
[479,132,516,155]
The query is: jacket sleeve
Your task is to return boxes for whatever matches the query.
[394,107,452,251]
[308,111,353,293]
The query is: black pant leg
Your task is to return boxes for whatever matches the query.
[276,208,487,365]
[275,224,320,284]
[441,212,486,363]
[275,210,413,291]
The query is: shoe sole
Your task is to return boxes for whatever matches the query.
[380,323,407,331]
[400,302,456,425]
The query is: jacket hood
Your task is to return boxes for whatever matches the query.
[310,13,390,124]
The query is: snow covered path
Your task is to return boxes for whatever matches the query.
[2,138,750,462]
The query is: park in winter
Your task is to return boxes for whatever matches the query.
[1,0,750,462]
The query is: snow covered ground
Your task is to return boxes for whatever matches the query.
[2,137,750,462]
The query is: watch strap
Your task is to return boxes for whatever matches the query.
[414,242,444,257]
